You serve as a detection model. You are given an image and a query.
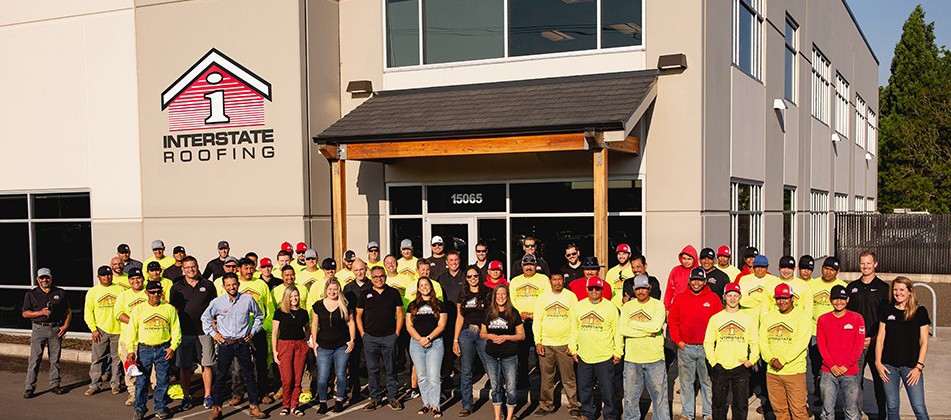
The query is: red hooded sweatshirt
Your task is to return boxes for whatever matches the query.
[668,286,722,345]
[664,245,698,310]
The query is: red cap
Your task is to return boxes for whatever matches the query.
[488,261,503,271]
[774,283,792,299]
[585,276,605,288]
[280,242,293,252]
[260,257,273,268]
[717,245,731,257]
[295,242,308,253]
[616,244,631,254]
[724,282,741,295]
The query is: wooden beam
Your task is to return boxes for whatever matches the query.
[317,143,338,160]
[593,148,609,278]
[600,135,640,155]
[331,160,347,262]
[340,133,587,160]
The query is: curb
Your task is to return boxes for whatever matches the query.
[0,342,91,363]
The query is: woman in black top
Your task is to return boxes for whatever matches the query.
[480,283,525,420]
[406,277,448,417]
[875,276,931,420]
[311,279,356,414]
[452,267,492,416]
[271,286,309,416]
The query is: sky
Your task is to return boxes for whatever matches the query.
[846,0,951,87]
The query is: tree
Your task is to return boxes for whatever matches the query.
[878,5,951,213]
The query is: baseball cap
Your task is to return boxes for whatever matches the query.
[281,241,293,252]
[689,267,707,280]
[145,280,163,291]
[259,257,273,268]
[128,267,144,278]
[400,239,413,250]
[304,249,318,260]
[117,244,131,254]
[823,257,841,271]
[431,236,444,246]
[344,250,356,262]
[367,241,380,250]
[224,256,239,264]
[147,261,162,271]
[585,276,605,289]
[97,266,111,276]
[632,274,650,289]
[779,255,796,269]
[798,255,815,270]
[752,254,769,268]
[616,244,632,254]
[717,245,731,257]
[724,282,741,295]
[699,247,716,260]
[37,268,51,278]
[124,360,143,377]
[830,285,848,300]
[151,240,165,250]
[296,242,308,253]
[217,240,230,249]
[521,254,537,265]
[744,246,760,259]
[173,246,186,254]
[488,261,503,271]
[581,256,601,269]
[321,258,337,270]
[774,283,792,299]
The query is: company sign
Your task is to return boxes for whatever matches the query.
[160,48,275,164]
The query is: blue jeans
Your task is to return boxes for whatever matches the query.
[484,354,518,407]
[316,345,350,402]
[458,328,488,410]
[623,360,669,420]
[410,338,444,408]
[363,333,399,402]
[214,341,260,406]
[883,364,929,420]
[678,344,712,418]
[578,358,619,419]
[134,344,171,414]
[819,372,860,420]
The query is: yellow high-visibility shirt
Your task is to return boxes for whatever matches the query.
[296,269,323,294]
[126,302,182,353]
[144,255,176,271]
[335,269,355,285]
[397,257,419,280]
[509,273,550,315]
[272,283,308,311]
[403,279,443,308]
[115,288,148,337]
[84,283,124,335]
[367,260,385,270]
[737,273,773,317]
[569,298,622,364]
[718,264,741,282]
[113,273,131,290]
[704,309,760,369]
[532,290,575,346]
[617,297,666,363]
[809,278,848,329]
[606,264,635,308]
[759,307,812,375]
[762,277,814,319]
[385,274,412,298]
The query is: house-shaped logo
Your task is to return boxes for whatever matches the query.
[545,302,570,316]
[748,285,764,296]
[144,314,169,329]
[97,294,118,308]
[515,283,541,297]
[629,310,652,322]
[127,296,147,310]
[240,287,261,300]
[767,322,794,339]
[813,289,832,304]
[718,320,746,337]
[161,48,272,132]
[580,311,605,327]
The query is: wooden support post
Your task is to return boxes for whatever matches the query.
[593,148,608,277]
[331,160,347,261]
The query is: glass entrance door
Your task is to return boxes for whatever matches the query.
[426,218,473,267]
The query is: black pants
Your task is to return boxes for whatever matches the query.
[231,330,270,397]
[347,335,365,398]
[858,341,887,418]
[441,301,457,393]
[809,339,823,398]
[516,318,534,389]
[712,365,750,420]
[215,342,259,406]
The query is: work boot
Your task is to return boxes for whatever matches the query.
[248,404,266,419]
[209,406,222,420]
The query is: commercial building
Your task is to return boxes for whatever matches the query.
[0,0,878,331]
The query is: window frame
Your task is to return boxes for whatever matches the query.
[811,47,831,125]
[730,181,763,264]
[783,187,797,256]
[867,109,878,155]
[784,16,799,103]
[732,0,765,80]
[810,190,830,258]
[834,73,850,138]
[855,95,866,148]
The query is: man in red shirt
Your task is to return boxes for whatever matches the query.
[569,257,612,301]
[669,267,723,419]
[816,285,865,420]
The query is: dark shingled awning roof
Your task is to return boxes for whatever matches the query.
[315,70,658,144]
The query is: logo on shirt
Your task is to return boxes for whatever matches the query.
[628,310,652,322]
[702,302,711,308]
[887,314,896,321]
[813,290,831,305]
[844,323,854,330]
[488,317,509,330]
[852,288,859,293]
[128,297,147,310]
[416,304,434,316]
[199,287,206,292]
[144,313,170,329]
[53,295,60,300]
[579,311,605,329]
[718,320,746,338]
[748,285,764,296]
[514,283,541,298]
[97,293,118,308]
[767,322,795,341]
[240,287,261,300]
[545,302,570,317]
[464,297,479,309]
[366,293,374,299]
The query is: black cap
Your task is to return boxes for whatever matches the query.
[128,267,144,278]
[823,257,840,271]
[321,258,337,270]
[217,240,230,249]
[798,255,815,270]
[117,244,131,253]
[779,255,796,269]
[343,250,356,262]
[699,248,716,260]
[147,261,162,271]
[689,267,707,281]
[97,265,112,276]
[173,246,186,254]
[743,246,760,259]
[581,256,601,269]
[830,285,848,300]
[145,280,162,291]
[521,253,537,265]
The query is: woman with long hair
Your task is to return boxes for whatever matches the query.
[406,277,449,417]
[875,276,931,419]
[453,267,493,417]
[271,286,310,416]
[311,278,356,414]
[480,284,525,420]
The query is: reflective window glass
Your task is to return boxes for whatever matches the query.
[601,0,643,48]
[386,0,421,67]
[508,0,596,57]
[424,0,504,64]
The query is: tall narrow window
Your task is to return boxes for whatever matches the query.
[783,188,796,256]
[811,47,831,124]
[855,196,865,213]
[867,110,878,155]
[784,17,798,103]
[834,193,848,215]
[855,95,866,148]
[731,182,763,264]
[810,191,830,257]
[733,0,764,79]
[835,74,850,137]
[866,197,875,213]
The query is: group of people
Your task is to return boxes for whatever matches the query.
[20,237,932,420]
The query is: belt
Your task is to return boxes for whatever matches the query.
[33,321,61,327]
[221,338,244,345]
[138,341,170,349]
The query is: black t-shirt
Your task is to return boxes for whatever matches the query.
[169,278,217,336]
[163,265,183,283]
[560,264,585,284]
[458,285,492,328]
[622,275,662,301]
[343,279,371,313]
[273,308,309,341]
[846,277,891,338]
[437,270,465,305]
[881,305,931,368]
[313,300,350,349]
[356,286,403,336]
[202,258,226,281]
[410,303,440,337]
[429,255,449,280]
[482,310,523,358]
[468,262,491,282]
[22,286,69,324]
[705,268,731,297]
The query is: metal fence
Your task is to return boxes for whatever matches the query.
[836,213,951,274]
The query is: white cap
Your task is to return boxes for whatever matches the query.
[400,239,413,250]
[151,239,165,250]
[431,236,444,245]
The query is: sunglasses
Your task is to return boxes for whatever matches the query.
[565,252,578,257]
[475,249,487,253]
[432,243,444,247]
[147,290,162,295]
[524,244,536,248]
[586,286,603,291]
[465,274,480,278]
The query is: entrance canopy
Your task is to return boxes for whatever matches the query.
[313,70,658,269]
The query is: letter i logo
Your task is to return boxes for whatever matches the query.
[204,72,230,124]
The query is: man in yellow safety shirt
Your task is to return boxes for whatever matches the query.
[125,280,182,420]
[509,254,549,390]
[531,272,579,417]
[397,239,419,280]
[115,268,151,406]
[569,276,622,420]
[606,244,636,308]
[617,274,668,420]
[143,240,175,273]
[759,283,812,420]
[84,265,125,396]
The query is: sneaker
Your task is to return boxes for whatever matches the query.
[84,387,98,396]
[181,398,195,411]
[363,401,382,412]
[51,386,68,395]
[204,396,215,409]
[389,400,404,411]
[316,402,329,414]
[248,404,266,419]
[333,400,344,413]
[569,409,581,418]
[534,408,552,416]
[23,390,34,399]
[125,395,136,406]
[458,409,471,417]
[209,406,223,420]
[132,410,145,420]
[156,410,172,419]
[227,396,243,406]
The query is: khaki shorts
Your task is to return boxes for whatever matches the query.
[177,335,215,368]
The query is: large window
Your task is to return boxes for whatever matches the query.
[731,182,762,264]
[810,190,829,257]
[784,17,798,103]
[867,110,878,155]
[835,73,850,137]
[733,0,764,79]
[811,47,831,124]
[834,193,848,214]
[783,188,796,256]
[0,192,91,331]
[386,0,644,68]
[855,95,866,148]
